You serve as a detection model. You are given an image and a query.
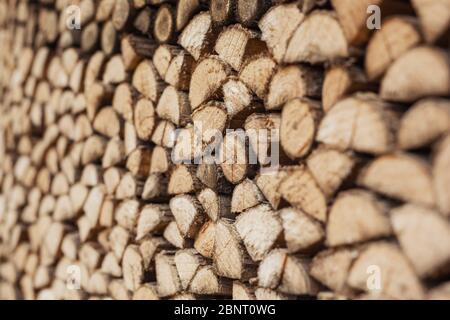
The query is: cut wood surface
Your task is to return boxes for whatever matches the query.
[1,0,450,301]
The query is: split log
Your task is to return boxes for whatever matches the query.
[310,248,359,295]
[258,249,317,296]
[155,251,182,297]
[258,3,304,63]
[132,60,164,103]
[266,65,322,111]
[215,24,265,71]
[280,99,321,159]
[231,178,264,214]
[122,244,144,291]
[169,194,205,238]
[157,86,191,126]
[398,99,450,150]
[239,55,275,100]
[235,204,282,261]
[412,0,450,43]
[306,146,355,198]
[189,56,230,110]
[433,134,450,216]
[278,166,327,222]
[210,0,236,25]
[284,11,348,64]
[279,207,324,253]
[322,65,369,113]
[317,93,399,155]
[154,5,175,44]
[347,242,424,299]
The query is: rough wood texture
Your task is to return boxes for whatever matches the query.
[1,0,449,302]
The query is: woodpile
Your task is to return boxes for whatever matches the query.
[0,0,450,300]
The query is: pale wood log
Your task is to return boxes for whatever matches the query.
[322,65,369,113]
[113,0,136,31]
[235,204,282,261]
[103,55,127,85]
[109,225,131,260]
[153,44,180,79]
[174,249,206,290]
[280,207,324,253]
[109,279,131,300]
[306,146,355,198]
[347,242,424,299]
[392,204,450,278]
[115,199,140,231]
[366,17,422,81]
[115,172,142,200]
[358,153,435,207]
[102,136,126,168]
[317,93,400,155]
[197,188,231,221]
[412,0,450,43]
[284,11,348,64]
[157,86,191,126]
[134,7,153,35]
[222,77,254,120]
[132,59,163,103]
[142,173,169,201]
[164,51,195,91]
[310,248,359,294]
[189,265,232,295]
[154,4,175,43]
[258,249,317,296]
[155,251,182,297]
[280,99,321,159]
[232,281,255,300]
[215,24,265,71]
[189,56,230,110]
[169,194,205,238]
[434,134,450,216]
[214,218,255,280]
[164,221,189,249]
[133,283,159,300]
[266,65,322,111]
[398,99,450,150]
[278,166,327,222]
[220,131,249,185]
[168,164,202,195]
[258,3,304,63]
[381,46,450,102]
[194,220,215,259]
[239,54,275,100]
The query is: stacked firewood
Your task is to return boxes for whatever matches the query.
[1,0,450,300]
